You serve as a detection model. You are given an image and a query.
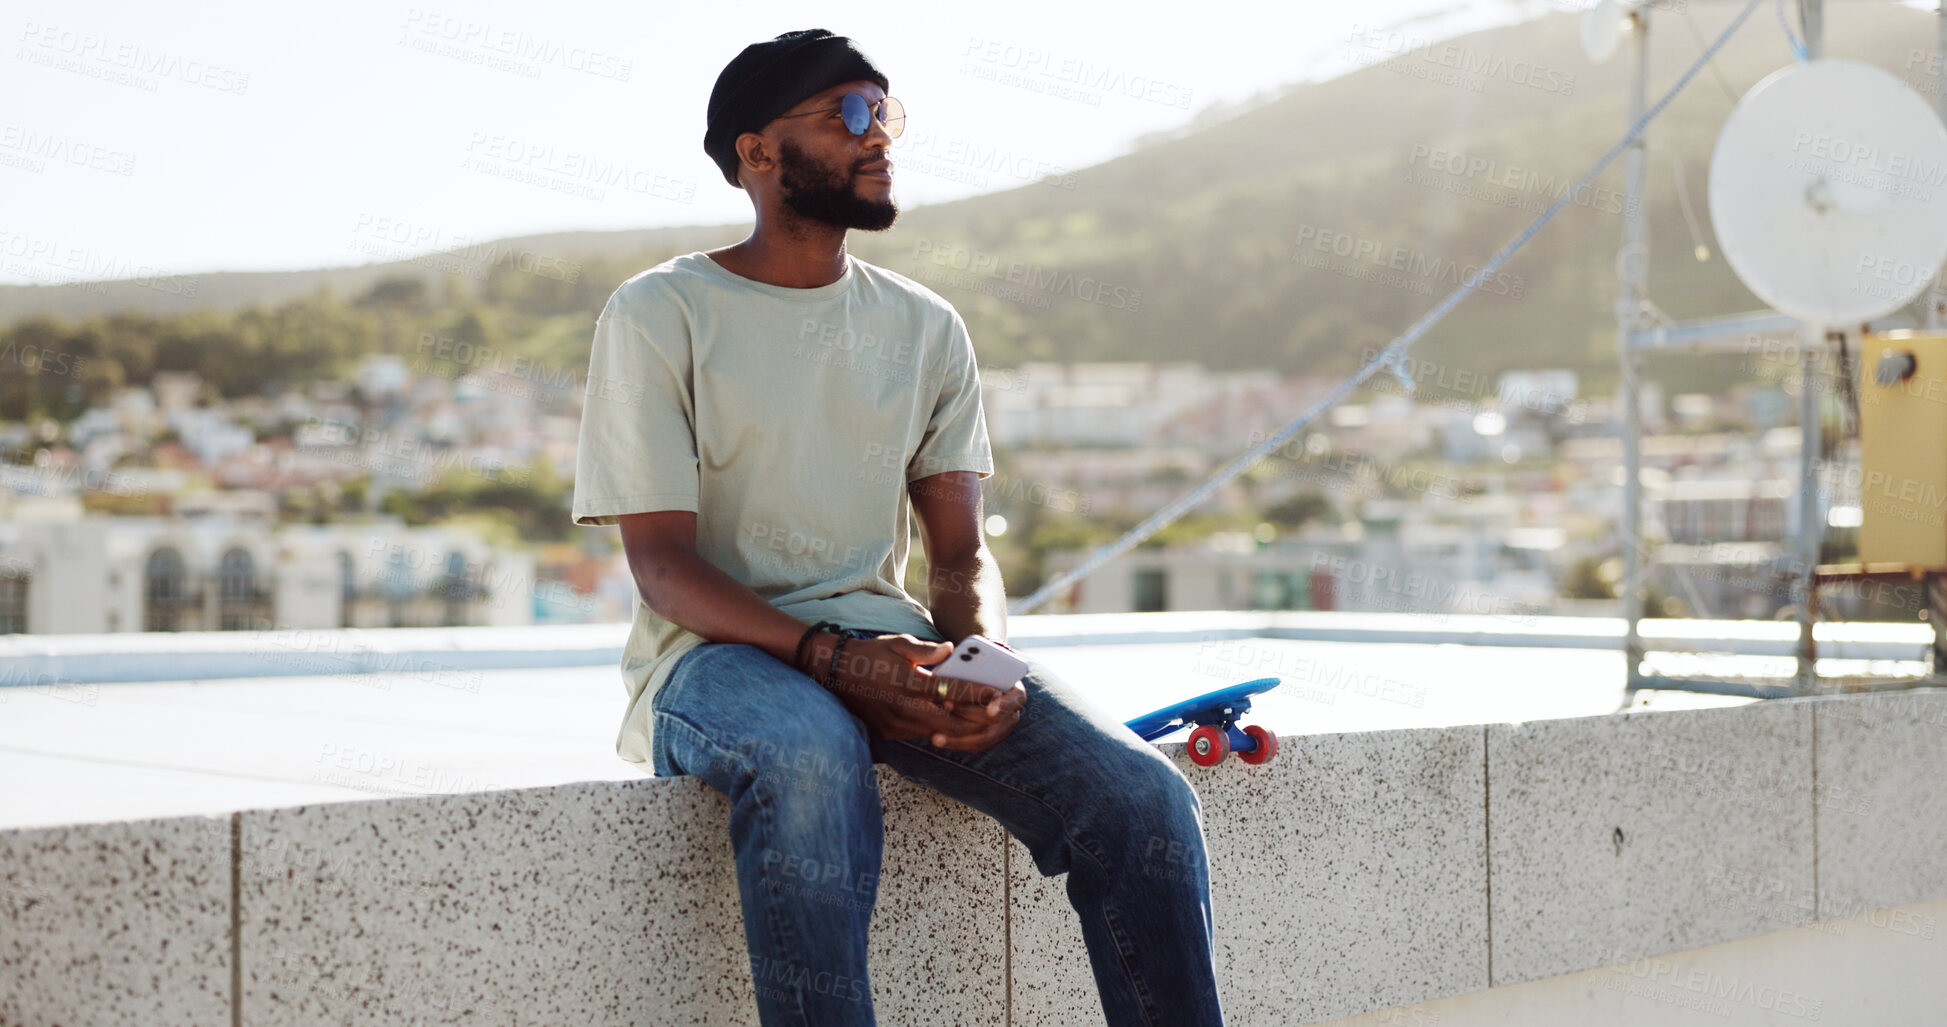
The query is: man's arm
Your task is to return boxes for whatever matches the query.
[908,470,1008,645]
[617,509,1013,749]
[909,470,1024,738]
[617,510,809,666]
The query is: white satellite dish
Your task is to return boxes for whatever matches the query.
[1708,58,1947,325]
[1582,0,1623,63]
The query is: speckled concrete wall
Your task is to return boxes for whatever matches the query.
[1811,691,1947,921]
[235,771,1006,1026]
[4,691,1946,1026]
[1009,726,1488,1027]
[1486,701,1816,986]
[0,814,234,1027]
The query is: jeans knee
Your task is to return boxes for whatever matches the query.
[1129,744,1199,805]
[1111,750,1203,833]
[743,717,878,806]
[1107,762,1208,890]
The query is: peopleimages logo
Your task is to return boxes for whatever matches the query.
[459,132,695,204]
[0,339,85,378]
[959,36,1194,110]
[1290,225,1524,299]
[892,129,1079,190]
[0,229,197,297]
[0,125,136,176]
[1405,144,1635,216]
[398,9,632,81]
[15,21,251,94]
[1346,24,1576,95]
[1790,132,1947,186]
[1602,948,1823,1021]
[910,239,1142,312]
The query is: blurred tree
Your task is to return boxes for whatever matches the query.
[356,276,429,311]
[1263,491,1333,528]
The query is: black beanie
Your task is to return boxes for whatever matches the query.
[703,29,890,189]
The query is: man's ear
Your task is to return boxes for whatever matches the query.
[734,131,773,185]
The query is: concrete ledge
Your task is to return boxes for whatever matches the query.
[1487,702,1816,986]
[235,771,1003,1026]
[1010,726,1486,1026]
[1813,691,1947,920]
[0,814,233,1027]
[5,689,1945,1025]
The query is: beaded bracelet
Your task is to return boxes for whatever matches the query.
[823,633,852,690]
[821,627,871,689]
[793,620,840,675]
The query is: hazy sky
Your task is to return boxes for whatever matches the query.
[8,0,1923,287]
[0,0,1598,285]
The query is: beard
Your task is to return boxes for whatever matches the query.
[776,137,898,232]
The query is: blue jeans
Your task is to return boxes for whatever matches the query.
[649,638,1225,1026]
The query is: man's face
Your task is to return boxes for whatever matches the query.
[768,80,897,231]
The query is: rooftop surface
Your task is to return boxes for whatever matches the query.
[4,612,1931,830]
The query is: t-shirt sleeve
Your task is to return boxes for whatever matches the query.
[907,311,995,483]
[571,285,700,526]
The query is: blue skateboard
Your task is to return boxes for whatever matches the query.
[1123,677,1281,766]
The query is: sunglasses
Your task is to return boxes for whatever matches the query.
[773,92,906,139]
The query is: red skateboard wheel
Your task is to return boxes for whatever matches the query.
[1237,725,1278,765]
[1187,724,1230,767]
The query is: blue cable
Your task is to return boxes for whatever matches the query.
[1776,0,1811,64]
[1009,0,1772,616]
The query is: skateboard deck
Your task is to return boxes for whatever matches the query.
[1124,677,1282,766]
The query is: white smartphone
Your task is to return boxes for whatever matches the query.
[930,634,1028,692]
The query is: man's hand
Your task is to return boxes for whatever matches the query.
[938,679,1028,733]
[819,633,1026,752]
[934,637,1028,736]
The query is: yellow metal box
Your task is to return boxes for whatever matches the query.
[1859,331,1947,566]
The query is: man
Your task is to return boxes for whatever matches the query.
[571,29,1224,1026]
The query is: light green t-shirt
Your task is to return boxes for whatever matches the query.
[571,250,995,773]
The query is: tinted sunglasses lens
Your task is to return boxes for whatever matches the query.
[880,96,905,139]
[840,92,872,135]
